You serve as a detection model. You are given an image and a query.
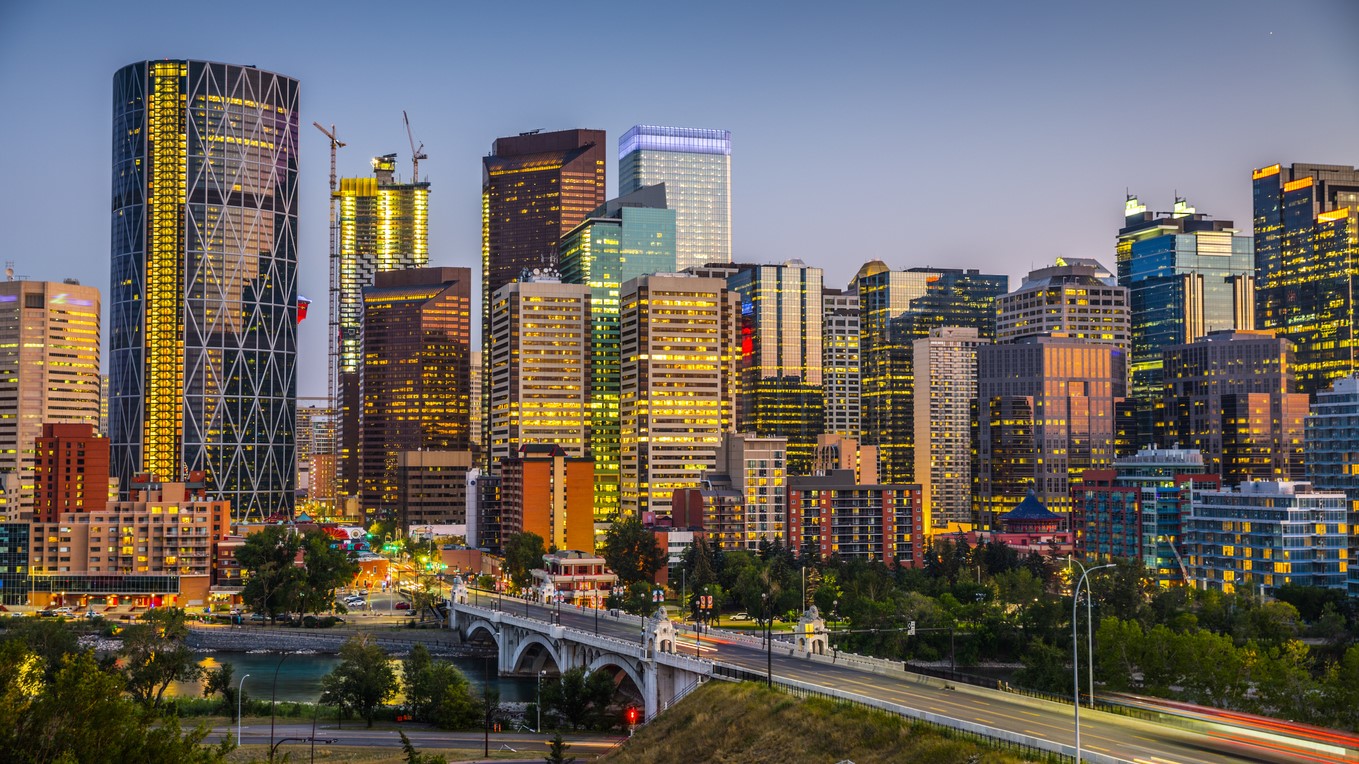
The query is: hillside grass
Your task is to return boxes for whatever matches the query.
[604,681,1052,764]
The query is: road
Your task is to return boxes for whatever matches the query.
[471,593,1325,764]
[227,722,620,757]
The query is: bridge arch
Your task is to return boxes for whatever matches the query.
[510,633,562,675]
[586,654,645,700]
[464,620,500,648]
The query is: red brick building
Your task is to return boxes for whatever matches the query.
[33,423,109,522]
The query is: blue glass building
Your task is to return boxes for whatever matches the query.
[619,126,730,271]
[1116,197,1254,449]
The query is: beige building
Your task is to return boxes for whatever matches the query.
[822,289,861,437]
[28,478,230,608]
[489,273,591,464]
[715,432,787,547]
[620,274,739,517]
[913,327,989,531]
[398,450,474,531]
[0,279,101,520]
[813,434,878,485]
[995,259,1130,354]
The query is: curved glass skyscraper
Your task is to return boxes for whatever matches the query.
[110,60,300,520]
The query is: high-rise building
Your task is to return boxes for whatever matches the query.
[727,261,824,473]
[397,450,473,530]
[1184,481,1347,594]
[822,289,861,437]
[618,125,731,270]
[1253,163,1359,396]
[335,154,430,500]
[1160,330,1307,486]
[469,350,483,464]
[619,274,739,517]
[787,470,922,565]
[0,280,101,520]
[488,272,591,464]
[500,444,595,552]
[1073,447,1217,586]
[359,268,472,520]
[913,327,988,530]
[856,262,1007,483]
[996,259,1130,352]
[978,337,1126,527]
[812,434,877,485]
[559,185,676,518]
[109,60,299,520]
[33,424,110,523]
[0,523,29,606]
[1117,197,1254,448]
[1305,374,1359,595]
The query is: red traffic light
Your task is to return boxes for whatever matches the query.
[625,707,640,725]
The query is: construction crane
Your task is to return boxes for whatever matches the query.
[312,121,346,515]
[403,110,427,183]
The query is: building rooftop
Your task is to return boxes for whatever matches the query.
[1004,489,1060,521]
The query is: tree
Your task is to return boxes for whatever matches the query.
[503,531,547,591]
[202,661,245,721]
[122,608,202,708]
[295,529,360,615]
[399,731,446,764]
[601,517,666,588]
[403,645,480,729]
[237,525,304,621]
[544,732,577,764]
[321,634,398,727]
[0,617,79,682]
[540,666,616,731]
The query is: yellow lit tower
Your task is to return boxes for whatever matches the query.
[335,153,430,499]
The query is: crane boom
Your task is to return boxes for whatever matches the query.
[312,121,346,515]
[403,110,427,183]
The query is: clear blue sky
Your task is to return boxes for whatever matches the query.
[1,0,1355,398]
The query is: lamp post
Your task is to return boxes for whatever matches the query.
[237,673,251,744]
[1072,563,1114,763]
[268,654,290,764]
[1069,557,1104,708]
[536,669,547,733]
[761,592,772,688]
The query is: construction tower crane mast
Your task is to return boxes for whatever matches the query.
[312,121,345,512]
[403,110,427,183]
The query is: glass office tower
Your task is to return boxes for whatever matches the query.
[109,60,299,520]
[619,125,731,271]
[1253,163,1359,396]
[856,263,1007,483]
[1117,197,1254,447]
[559,185,676,520]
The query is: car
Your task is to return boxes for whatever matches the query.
[52,607,74,615]
[250,612,267,622]
[394,601,411,610]
[730,612,751,621]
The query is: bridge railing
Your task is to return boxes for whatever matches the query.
[712,663,1131,764]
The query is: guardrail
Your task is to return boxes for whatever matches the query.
[711,662,1131,764]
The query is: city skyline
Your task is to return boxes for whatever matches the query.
[2,1,1356,398]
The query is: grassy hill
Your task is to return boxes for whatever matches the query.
[602,681,1051,764]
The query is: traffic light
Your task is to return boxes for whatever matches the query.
[625,706,640,726]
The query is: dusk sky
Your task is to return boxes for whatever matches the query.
[2,0,1356,398]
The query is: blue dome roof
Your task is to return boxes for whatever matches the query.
[1004,489,1059,521]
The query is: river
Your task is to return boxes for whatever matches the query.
[171,652,538,704]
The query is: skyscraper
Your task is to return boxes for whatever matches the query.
[0,280,101,520]
[109,60,299,520]
[619,274,739,517]
[619,125,731,270]
[996,259,1130,352]
[1253,163,1359,396]
[559,185,676,518]
[1117,197,1255,447]
[488,272,591,464]
[359,268,472,520]
[856,262,1007,483]
[727,261,824,473]
[822,289,861,437]
[1306,375,1359,595]
[913,327,988,530]
[979,337,1126,527]
[1160,330,1307,486]
[335,153,429,500]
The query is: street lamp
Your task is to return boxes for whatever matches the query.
[761,592,772,688]
[268,654,291,764]
[1072,563,1114,763]
[536,669,547,733]
[1069,557,1105,708]
[237,673,251,744]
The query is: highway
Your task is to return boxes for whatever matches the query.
[470,593,1343,764]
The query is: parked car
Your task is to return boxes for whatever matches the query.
[394,601,411,610]
[731,612,751,621]
[250,612,267,622]
[52,607,74,616]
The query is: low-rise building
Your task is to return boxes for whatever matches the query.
[531,549,618,607]
[1183,481,1348,594]
[786,470,923,566]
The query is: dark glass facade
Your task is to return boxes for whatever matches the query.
[1253,163,1359,396]
[109,60,300,520]
[856,264,1007,483]
[1116,198,1254,448]
[0,523,29,605]
[360,268,472,521]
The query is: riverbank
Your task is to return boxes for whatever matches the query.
[186,623,484,657]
